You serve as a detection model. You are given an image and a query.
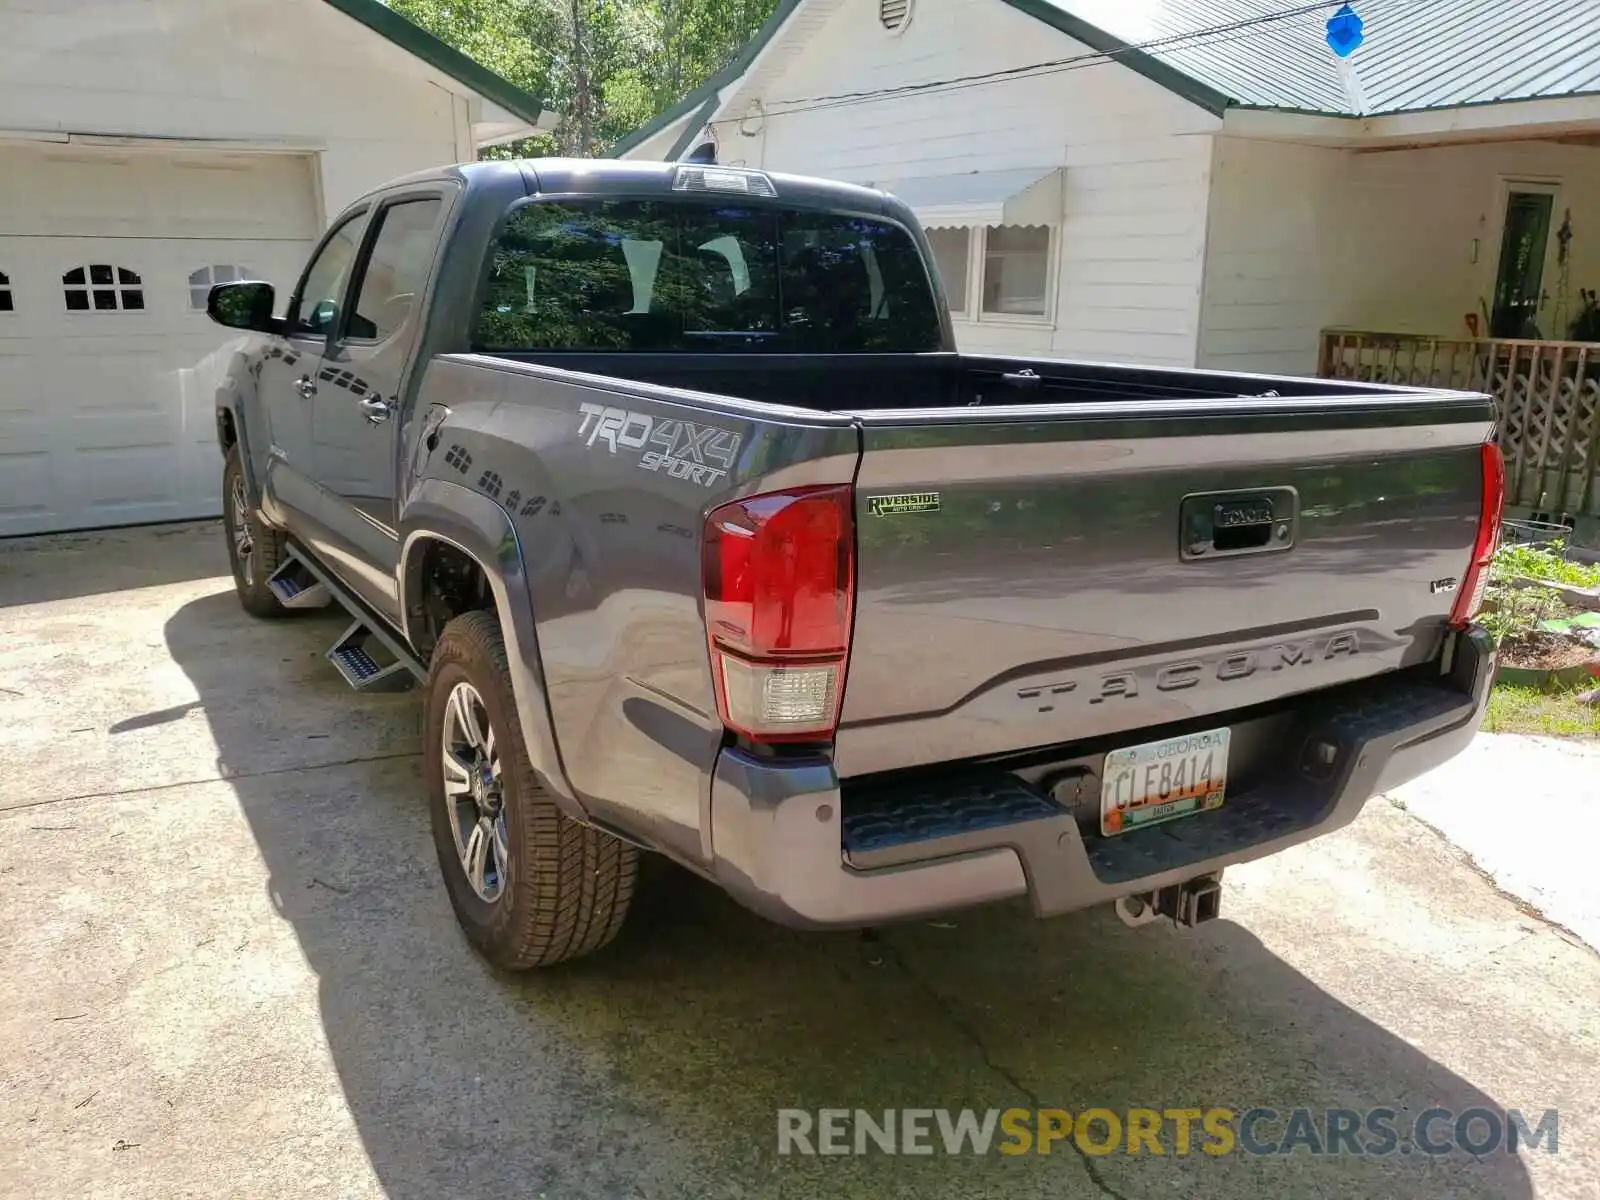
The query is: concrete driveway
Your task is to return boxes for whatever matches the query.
[2,522,1598,1200]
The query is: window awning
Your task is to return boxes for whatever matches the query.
[878,167,1065,228]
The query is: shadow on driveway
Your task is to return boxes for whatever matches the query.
[0,521,228,608]
[164,589,1536,1200]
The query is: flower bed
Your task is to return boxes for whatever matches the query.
[1484,543,1600,690]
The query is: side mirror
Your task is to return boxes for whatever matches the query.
[207,281,277,332]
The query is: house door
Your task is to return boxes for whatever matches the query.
[1490,187,1557,339]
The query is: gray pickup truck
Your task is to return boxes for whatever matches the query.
[208,157,1502,969]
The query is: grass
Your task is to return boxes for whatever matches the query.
[1484,683,1600,738]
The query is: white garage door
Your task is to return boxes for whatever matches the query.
[0,145,319,536]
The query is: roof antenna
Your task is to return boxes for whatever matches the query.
[684,141,717,164]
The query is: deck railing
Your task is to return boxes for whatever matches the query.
[1319,331,1600,517]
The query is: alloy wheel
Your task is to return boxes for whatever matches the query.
[441,681,508,903]
[229,474,255,587]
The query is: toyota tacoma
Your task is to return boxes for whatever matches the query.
[206,158,1503,968]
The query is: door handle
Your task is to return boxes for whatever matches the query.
[295,376,317,398]
[358,395,393,424]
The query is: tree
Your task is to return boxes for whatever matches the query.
[388,0,778,157]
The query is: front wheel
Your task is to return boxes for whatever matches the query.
[222,446,290,618]
[424,610,638,969]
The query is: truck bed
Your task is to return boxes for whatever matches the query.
[486,349,1391,412]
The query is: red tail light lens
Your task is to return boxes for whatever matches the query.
[1450,440,1505,630]
[702,485,855,742]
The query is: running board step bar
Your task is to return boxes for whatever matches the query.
[283,542,428,693]
[265,558,331,610]
[327,620,415,692]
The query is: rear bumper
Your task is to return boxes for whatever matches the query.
[707,628,1495,930]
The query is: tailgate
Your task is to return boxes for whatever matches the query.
[834,391,1495,779]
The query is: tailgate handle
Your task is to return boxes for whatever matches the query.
[1212,501,1273,551]
[1181,489,1297,560]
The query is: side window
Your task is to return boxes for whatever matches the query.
[189,265,257,311]
[0,270,12,312]
[64,265,143,312]
[346,198,443,342]
[290,212,367,337]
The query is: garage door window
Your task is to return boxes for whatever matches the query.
[0,271,11,312]
[189,265,258,311]
[64,265,144,312]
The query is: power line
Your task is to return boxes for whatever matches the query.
[770,0,1347,110]
[703,0,1417,126]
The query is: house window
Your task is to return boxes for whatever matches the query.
[925,228,969,313]
[880,0,913,32]
[0,270,11,313]
[64,265,144,312]
[189,265,258,310]
[982,225,1050,318]
[924,224,1054,324]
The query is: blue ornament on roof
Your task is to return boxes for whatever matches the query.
[1326,3,1364,57]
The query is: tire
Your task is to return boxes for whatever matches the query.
[222,446,290,618]
[424,609,638,969]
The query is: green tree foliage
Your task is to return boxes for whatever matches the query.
[388,0,778,158]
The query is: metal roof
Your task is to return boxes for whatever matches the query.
[1043,0,1600,116]
[613,0,1600,155]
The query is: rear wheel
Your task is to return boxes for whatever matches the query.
[425,610,638,969]
[222,446,290,618]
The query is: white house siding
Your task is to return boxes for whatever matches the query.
[0,0,465,220]
[1338,139,1600,342]
[705,0,1221,366]
[1195,136,1348,375]
[1198,135,1600,375]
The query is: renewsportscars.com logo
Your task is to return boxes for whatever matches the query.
[776,1107,1561,1158]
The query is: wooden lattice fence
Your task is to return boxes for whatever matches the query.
[1319,332,1600,517]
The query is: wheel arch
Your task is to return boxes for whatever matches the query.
[215,343,267,508]
[399,478,584,819]
[217,400,264,506]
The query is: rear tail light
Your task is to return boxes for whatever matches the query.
[1449,440,1505,630]
[702,485,855,742]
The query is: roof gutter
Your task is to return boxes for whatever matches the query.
[1223,90,1600,147]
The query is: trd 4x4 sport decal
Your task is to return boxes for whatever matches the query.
[577,402,743,488]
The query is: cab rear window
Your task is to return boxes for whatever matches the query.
[473,199,942,354]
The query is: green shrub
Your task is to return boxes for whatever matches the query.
[1491,541,1600,588]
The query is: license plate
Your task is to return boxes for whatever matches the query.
[1100,728,1230,836]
